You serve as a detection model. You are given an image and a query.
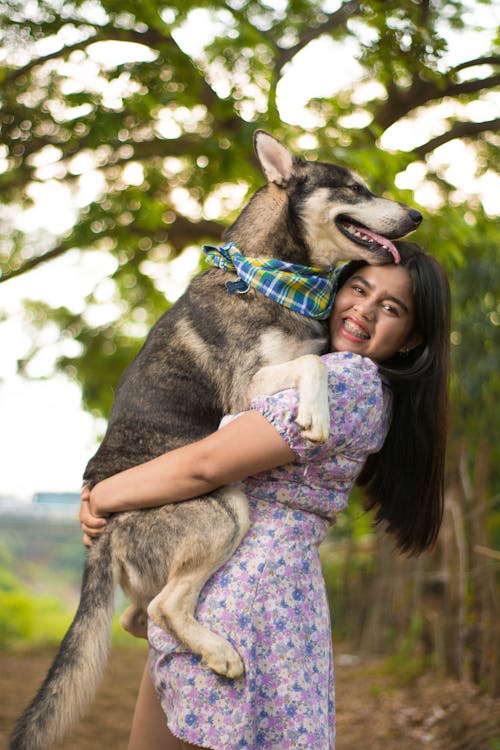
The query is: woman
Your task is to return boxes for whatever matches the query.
[80,241,450,750]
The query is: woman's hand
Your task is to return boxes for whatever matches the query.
[79,486,108,547]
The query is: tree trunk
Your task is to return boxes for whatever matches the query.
[460,441,500,695]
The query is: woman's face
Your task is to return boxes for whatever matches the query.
[329,264,421,363]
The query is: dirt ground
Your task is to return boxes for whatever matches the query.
[1,645,499,750]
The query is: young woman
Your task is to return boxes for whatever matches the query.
[80,241,450,750]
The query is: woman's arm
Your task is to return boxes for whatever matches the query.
[81,409,295,537]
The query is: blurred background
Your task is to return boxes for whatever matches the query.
[0,0,499,747]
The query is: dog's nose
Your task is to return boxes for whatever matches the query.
[409,208,423,226]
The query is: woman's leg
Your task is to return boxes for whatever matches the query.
[127,661,182,750]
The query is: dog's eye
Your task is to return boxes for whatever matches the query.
[350,184,365,194]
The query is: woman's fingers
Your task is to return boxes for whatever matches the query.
[80,485,107,545]
[80,516,106,545]
[79,502,104,527]
[81,519,105,535]
[80,485,91,503]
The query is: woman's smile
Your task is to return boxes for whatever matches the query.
[341,316,370,341]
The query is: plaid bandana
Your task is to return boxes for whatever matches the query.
[203,242,341,320]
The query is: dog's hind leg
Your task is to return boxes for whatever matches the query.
[120,604,148,639]
[149,572,244,678]
[118,565,148,638]
[147,486,250,679]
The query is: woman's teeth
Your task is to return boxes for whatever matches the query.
[344,319,369,339]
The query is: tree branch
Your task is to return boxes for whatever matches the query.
[443,73,500,99]
[134,215,224,253]
[419,0,431,23]
[452,55,500,73]
[0,242,72,283]
[3,26,176,85]
[413,118,500,158]
[57,131,236,176]
[274,0,362,73]
[3,22,223,114]
[375,73,500,130]
[0,217,224,283]
[4,37,98,83]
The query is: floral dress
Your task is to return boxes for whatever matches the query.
[148,351,392,750]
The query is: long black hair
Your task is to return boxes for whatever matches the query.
[337,242,451,554]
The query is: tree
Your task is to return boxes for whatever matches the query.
[1,0,498,413]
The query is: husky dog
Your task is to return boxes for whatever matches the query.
[11,130,421,749]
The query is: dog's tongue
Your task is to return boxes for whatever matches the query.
[364,229,400,264]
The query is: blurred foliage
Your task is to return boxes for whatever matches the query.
[0,580,147,648]
[321,488,375,639]
[0,536,149,648]
[0,543,70,647]
[0,1,499,476]
[0,587,70,648]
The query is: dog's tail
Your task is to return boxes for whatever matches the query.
[10,534,117,750]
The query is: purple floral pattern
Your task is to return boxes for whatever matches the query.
[148,352,392,749]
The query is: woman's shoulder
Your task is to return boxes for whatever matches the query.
[320,351,380,383]
[320,352,391,451]
[321,351,390,414]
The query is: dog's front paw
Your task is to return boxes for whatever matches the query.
[248,369,271,400]
[296,398,330,443]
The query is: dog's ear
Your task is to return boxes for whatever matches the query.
[253,130,295,187]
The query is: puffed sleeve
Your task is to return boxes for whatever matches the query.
[250,351,389,462]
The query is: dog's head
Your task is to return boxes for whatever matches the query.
[253,130,422,267]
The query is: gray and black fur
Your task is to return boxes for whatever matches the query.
[11,130,422,749]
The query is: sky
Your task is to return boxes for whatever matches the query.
[1,3,498,500]
[0,255,106,498]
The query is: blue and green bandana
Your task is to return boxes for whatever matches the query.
[203,242,342,320]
